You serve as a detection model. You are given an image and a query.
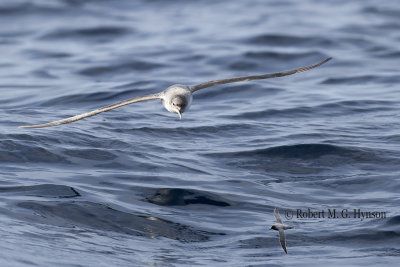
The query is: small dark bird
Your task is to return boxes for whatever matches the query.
[270,207,293,254]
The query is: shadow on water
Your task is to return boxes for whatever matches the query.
[0,184,80,198]
[16,201,218,242]
[146,188,230,207]
[0,184,223,242]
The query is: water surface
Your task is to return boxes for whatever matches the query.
[1,0,399,266]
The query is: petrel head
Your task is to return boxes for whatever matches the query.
[171,96,187,119]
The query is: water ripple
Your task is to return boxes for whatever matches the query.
[40,26,132,41]
[16,201,220,242]
[1,0,399,265]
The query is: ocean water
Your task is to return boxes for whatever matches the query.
[1,0,400,266]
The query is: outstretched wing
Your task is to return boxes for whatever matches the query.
[274,207,283,224]
[19,93,162,129]
[278,229,288,254]
[190,57,332,92]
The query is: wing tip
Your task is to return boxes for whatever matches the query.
[18,123,54,129]
[18,125,34,129]
[274,207,279,215]
[296,56,333,74]
[324,56,333,63]
[19,125,41,129]
[314,56,333,67]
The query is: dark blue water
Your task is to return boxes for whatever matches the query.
[1,0,400,266]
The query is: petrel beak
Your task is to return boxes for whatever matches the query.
[177,111,182,119]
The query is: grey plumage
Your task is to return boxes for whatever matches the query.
[19,57,331,129]
[191,57,331,92]
[270,207,293,254]
[19,94,162,129]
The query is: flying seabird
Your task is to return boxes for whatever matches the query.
[19,57,331,128]
[270,207,293,254]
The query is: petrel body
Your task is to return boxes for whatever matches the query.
[19,57,331,129]
[270,207,293,254]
